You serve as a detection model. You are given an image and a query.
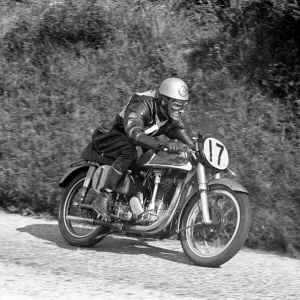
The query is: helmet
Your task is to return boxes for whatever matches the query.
[158,78,189,101]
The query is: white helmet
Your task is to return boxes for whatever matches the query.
[158,78,189,101]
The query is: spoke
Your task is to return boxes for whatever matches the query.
[209,238,217,251]
[223,228,231,240]
[223,207,234,218]
[204,239,211,254]
[195,231,201,242]
[213,236,222,250]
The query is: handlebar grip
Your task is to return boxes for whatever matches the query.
[156,145,169,152]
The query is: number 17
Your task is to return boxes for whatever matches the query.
[209,139,224,166]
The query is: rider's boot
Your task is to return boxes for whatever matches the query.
[93,167,123,221]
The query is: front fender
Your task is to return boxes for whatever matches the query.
[185,177,248,200]
[59,161,99,188]
[208,178,248,193]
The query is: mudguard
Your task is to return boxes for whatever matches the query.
[208,178,248,193]
[59,160,99,188]
[184,177,248,200]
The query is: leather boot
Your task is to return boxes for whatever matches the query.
[93,191,113,220]
[93,167,123,220]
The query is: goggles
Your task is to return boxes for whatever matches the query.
[161,95,188,111]
[169,99,188,111]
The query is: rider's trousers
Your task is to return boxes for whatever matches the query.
[92,128,138,174]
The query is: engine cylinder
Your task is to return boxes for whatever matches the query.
[156,176,173,201]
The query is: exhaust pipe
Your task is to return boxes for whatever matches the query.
[65,215,123,230]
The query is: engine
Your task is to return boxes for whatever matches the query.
[110,199,133,221]
[108,168,182,224]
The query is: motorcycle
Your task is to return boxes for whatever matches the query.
[58,133,252,267]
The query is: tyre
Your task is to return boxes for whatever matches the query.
[58,170,110,247]
[179,184,252,267]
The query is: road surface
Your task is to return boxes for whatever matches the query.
[0,208,299,299]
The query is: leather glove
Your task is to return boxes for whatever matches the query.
[167,141,188,154]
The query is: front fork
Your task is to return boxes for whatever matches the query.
[192,142,212,225]
[196,164,211,224]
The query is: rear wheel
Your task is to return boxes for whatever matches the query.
[179,185,252,267]
[58,171,110,247]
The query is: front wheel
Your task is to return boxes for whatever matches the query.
[179,185,252,267]
[58,170,110,247]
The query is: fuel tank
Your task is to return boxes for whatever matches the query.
[136,150,192,171]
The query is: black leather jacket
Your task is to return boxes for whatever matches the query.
[104,90,194,150]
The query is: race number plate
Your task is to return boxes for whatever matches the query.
[202,137,229,170]
[92,165,111,193]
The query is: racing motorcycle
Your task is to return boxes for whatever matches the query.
[58,133,252,268]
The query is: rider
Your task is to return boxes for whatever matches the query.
[84,78,195,219]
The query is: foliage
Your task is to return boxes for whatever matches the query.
[0,0,299,255]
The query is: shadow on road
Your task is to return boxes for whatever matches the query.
[17,224,191,265]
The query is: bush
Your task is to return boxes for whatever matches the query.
[2,0,114,65]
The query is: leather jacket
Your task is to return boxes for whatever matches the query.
[104,90,194,150]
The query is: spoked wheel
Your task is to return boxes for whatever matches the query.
[58,171,110,247]
[179,184,252,267]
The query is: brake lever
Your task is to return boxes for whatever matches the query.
[187,148,197,161]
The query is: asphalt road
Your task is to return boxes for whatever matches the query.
[0,208,299,300]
